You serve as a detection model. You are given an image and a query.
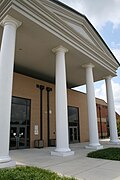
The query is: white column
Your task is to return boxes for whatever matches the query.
[51,46,74,156]
[105,76,119,144]
[0,15,21,167]
[82,63,103,149]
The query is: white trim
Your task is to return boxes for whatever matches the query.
[52,45,68,53]
[1,15,22,28]
[0,0,119,74]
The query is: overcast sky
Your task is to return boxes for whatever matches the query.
[59,0,120,114]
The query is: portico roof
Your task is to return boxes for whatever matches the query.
[0,0,119,88]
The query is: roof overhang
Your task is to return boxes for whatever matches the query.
[0,0,119,88]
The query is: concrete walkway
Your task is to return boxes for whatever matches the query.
[10,141,120,180]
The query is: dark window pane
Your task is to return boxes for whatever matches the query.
[11,104,27,124]
[68,107,79,126]
[26,106,30,122]
[12,97,27,105]
[10,127,17,138]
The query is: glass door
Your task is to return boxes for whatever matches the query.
[10,125,27,149]
[10,126,18,149]
[10,97,30,150]
[69,126,79,143]
[68,106,80,143]
[19,126,26,148]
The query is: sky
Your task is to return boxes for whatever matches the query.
[59,0,120,114]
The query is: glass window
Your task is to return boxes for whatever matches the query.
[11,97,30,125]
[11,104,26,123]
[68,106,79,126]
[12,97,27,105]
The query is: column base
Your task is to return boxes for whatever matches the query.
[0,155,11,163]
[110,140,120,145]
[85,144,103,150]
[0,160,16,168]
[51,150,74,157]
[51,148,74,157]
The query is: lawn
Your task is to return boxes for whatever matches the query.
[0,166,76,180]
[87,147,120,161]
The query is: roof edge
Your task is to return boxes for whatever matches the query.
[49,0,120,67]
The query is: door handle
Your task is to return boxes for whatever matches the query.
[19,132,23,137]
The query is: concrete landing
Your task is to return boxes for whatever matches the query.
[10,141,120,180]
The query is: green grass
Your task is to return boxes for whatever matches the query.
[0,166,76,180]
[87,147,120,161]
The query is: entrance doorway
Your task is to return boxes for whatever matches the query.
[68,106,80,143]
[10,97,30,150]
[10,125,27,149]
[69,126,79,143]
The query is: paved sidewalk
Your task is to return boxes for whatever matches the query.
[10,141,120,180]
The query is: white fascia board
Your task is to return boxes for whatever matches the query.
[1,0,119,74]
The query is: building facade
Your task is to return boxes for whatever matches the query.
[10,73,120,150]
[10,72,89,149]
[96,99,120,139]
[0,0,119,167]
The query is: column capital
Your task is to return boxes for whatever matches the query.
[105,75,113,80]
[1,15,22,28]
[82,63,95,69]
[52,45,68,53]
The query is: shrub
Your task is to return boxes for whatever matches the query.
[87,147,120,161]
[0,166,76,180]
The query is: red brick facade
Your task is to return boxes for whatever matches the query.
[96,101,120,138]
